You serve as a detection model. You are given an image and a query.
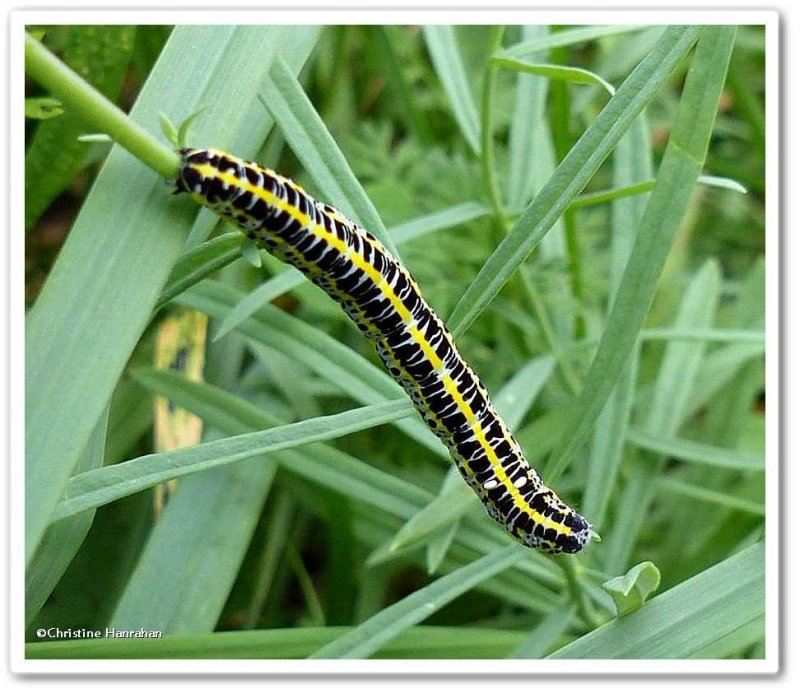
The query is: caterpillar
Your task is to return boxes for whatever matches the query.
[174,148,592,554]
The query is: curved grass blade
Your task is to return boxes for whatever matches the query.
[155,232,242,310]
[492,56,616,95]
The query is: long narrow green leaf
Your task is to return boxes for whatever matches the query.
[686,342,766,414]
[604,260,724,573]
[212,268,304,341]
[505,25,651,58]
[263,56,397,257]
[548,542,764,658]
[390,201,491,245]
[422,26,481,154]
[132,368,428,520]
[640,327,764,343]
[656,478,765,516]
[447,26,703,337]
[627,428,764,471]
[544,27,737,483]
[27,625,528,659]
[506,25,550,210]
[52,400,411,522]
[155,232,242,310]
[309,544,525,658]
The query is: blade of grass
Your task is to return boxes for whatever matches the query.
[155,232,242,311]
[308,544,525,658]
[263,56,397,257]
[492,57,616,95]
[641,327,764,343]
[390,201,491,245]
[51,400,411,522]
[656,478,765,516]
[602,260,724,574]
[506,25,550,211]
[26,625,528,659]
[565,174,746,211]
[422,25,481,154]
[504,25,651,59]
[507,606,576,659]
[447,25,703,338]
[627,428,764,471]
[132,368,428,521]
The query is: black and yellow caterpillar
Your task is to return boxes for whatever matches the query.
[174,148,592,554]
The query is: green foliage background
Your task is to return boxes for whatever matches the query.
[24,24,767,661]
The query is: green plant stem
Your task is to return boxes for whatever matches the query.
[520,265,582,395]
[548,42,585,340]
[25,32,179,178]
[555,554,602,629]
[480,26,507,229]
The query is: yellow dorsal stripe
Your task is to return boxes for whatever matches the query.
[469,422,571,534]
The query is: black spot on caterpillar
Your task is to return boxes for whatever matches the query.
[174,147,593,554]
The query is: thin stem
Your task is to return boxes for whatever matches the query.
[480,26,507,229]
[25,33,179,179]
[548,41,586,341]
[555,554,602,629]
[520,265,582,395]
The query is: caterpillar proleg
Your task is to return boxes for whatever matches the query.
[174,147,592,554]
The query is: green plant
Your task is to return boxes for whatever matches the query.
[24,24,766,661]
